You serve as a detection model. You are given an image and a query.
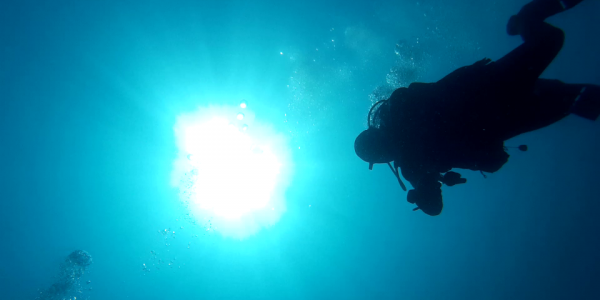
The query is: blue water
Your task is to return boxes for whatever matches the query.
[1,0,600,299]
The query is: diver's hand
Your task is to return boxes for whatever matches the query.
[407,180,443,216]
[441,171,467,186]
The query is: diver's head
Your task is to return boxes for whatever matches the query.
[354,127,394,168]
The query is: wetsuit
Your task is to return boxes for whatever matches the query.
[382,0,597,216]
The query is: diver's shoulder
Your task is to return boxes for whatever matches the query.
[390,82,433,97]
[407,82,435,90]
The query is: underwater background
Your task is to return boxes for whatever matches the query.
[1,0,599,299]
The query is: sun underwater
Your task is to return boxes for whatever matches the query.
[171,102,293,239]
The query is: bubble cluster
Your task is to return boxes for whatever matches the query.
[36,251,93,300]
[368,37,431,111]
[143,250,175,273]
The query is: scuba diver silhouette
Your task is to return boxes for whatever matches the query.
[354,0,600,216]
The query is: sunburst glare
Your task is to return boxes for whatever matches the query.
[171,104,292,239]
